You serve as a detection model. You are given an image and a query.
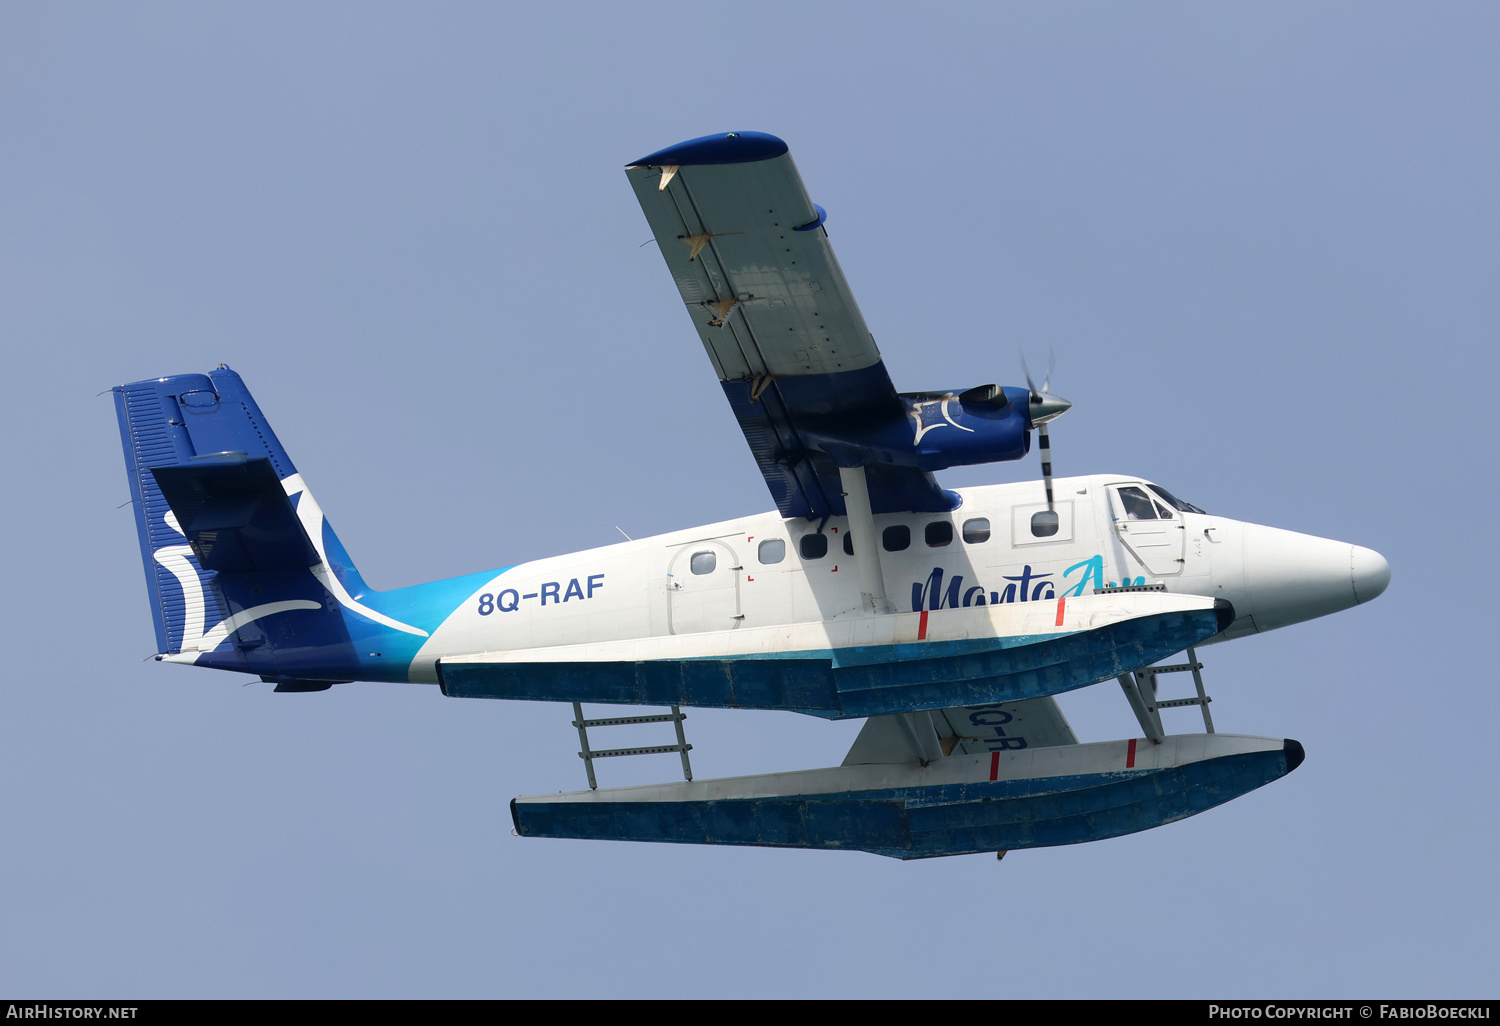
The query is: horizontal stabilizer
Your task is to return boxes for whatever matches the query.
[151,457,318,574]
[439,593,1234,718]
[512,733,1303,859]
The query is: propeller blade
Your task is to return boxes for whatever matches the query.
[1038,422,1054,511]
[1032,420,1060,537]
[1022,351,1063,538]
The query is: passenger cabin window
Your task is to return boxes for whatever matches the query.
[800,534,828,559]
[757,539,785,564]
[690,551,716,575]
[882,525,911,551]
[962,518,991,544]
[925,521,953,547]
[1030,510,1060,537]
[843,532,854,556]
[1117,486,1159,521]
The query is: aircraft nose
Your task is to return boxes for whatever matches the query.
[1352,545,1391,604]
[1242,525,1389,632]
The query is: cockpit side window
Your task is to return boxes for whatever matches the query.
[1117,486,1158,521]
[1149,485,1207,515]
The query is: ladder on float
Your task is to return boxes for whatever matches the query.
[1095,582,1216,745]
[571,703,694,790]
[1116,646,1216,744]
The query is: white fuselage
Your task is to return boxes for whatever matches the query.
[409,474,1389,683]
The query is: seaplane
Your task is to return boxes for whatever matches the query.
[112,132,1390,859]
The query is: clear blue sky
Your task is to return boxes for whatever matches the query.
[2,1,1496,997]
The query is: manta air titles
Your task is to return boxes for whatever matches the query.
[113,132,1389,859]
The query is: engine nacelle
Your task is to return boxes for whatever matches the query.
[800,384,1032,471]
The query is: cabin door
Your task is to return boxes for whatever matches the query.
[666,539,743,634]
[1107,484,1185,577]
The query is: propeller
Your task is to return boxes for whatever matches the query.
[1021,354,1071,538]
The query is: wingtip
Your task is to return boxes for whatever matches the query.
[627,131,789,169]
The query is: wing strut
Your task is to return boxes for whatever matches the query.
[838,465,893,615]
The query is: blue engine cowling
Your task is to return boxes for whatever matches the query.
[800,384,1032,471]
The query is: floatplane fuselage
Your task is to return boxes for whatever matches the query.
[116,129,1390,858]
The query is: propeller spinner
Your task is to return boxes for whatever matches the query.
[1022,355,1072,538]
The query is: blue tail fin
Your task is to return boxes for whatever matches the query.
[114,365,450,686]
[115,367,306,654]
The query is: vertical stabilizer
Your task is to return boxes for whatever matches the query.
[114,367,353,669]
[113,366,504,686]
[116,368,302,653]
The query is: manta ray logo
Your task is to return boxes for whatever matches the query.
[279,474,427,638]
[150,473,430,661]
[152,508,320,658]
[909,395,975,445]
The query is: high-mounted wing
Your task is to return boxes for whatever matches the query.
[628,132,988,520]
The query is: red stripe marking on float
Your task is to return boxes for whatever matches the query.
[1055,596,1066,626]
[1126,737,1137,769]
[918,609,929,640]
[990,751,1000,781]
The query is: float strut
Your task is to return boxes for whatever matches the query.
[1117,672,1166,744]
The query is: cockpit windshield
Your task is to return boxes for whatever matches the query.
[1148,485,1207,515]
